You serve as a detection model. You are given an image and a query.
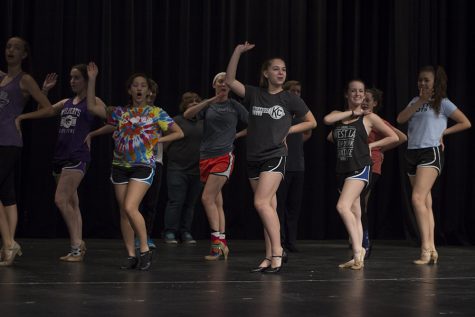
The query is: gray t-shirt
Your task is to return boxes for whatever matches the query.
[197,98,248,159]
[407,97,457,149]
[244,85,309,161]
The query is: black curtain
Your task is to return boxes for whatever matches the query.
[2,0,474,244]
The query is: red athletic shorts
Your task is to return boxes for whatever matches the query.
[199,152,235,183]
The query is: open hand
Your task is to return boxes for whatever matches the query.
[236,41,255,54]
[42,73,58,92]
[87,62,99,79]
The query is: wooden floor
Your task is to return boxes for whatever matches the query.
[1,239,474,317]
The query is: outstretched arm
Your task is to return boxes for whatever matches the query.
[183,94,221,119]
[86,62,107,119]
[225,42,255,98]
[15,99,65,133]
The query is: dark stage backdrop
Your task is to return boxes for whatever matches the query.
[1,0,474,244]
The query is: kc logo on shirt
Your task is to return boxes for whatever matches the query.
[252,105,285,120]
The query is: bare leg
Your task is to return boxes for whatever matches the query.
[250,179,272,268]
[4,204,17,242]
[114,184,135,257]
[252,172,284,268]
[122,180,150,253]
[55,170,84,247]
[408,168,438,251]
[0,203,13,259]
[336,179,365,260]
[201,174,227,232]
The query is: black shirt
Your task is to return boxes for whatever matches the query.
[166,115,203,174]
[244,85,309,161]
[332,115,372,173]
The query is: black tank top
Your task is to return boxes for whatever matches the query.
[332,115,372,173]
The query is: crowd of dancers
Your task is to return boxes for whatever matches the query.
[0,37,471,272]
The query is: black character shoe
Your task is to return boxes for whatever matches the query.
[121,256,138,270]
[264,251,288,274]
[250,258,271,273]
[137,251,153,271]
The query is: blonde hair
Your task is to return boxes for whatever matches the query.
[213,72,226,86]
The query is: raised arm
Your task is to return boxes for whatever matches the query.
[288,111,317,135]
[86,62,107,119]
[183,94,220,119]
[41,73,58,96]
[15,99,65,133]
[159,123,184,143]
[225,42,255,98]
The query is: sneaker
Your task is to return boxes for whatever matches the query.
[181,232,196,244]
[147,237,157,249]
[164,232,178,244]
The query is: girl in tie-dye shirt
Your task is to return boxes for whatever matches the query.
[86,62,184,270]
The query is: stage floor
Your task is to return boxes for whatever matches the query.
[1,239,474,317]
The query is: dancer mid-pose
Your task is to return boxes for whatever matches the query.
[86,62,183,270]
[225,42,317,273]
[324,79,398,270]
[16,64,105,262]
[0,37,52,266]
[397,66,471,264]
[183,72,248,260]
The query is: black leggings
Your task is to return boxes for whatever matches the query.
[0,146,21,206]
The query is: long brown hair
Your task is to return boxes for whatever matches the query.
[419,65,447,115]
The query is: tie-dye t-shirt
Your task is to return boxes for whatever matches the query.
[107,105,174,168]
